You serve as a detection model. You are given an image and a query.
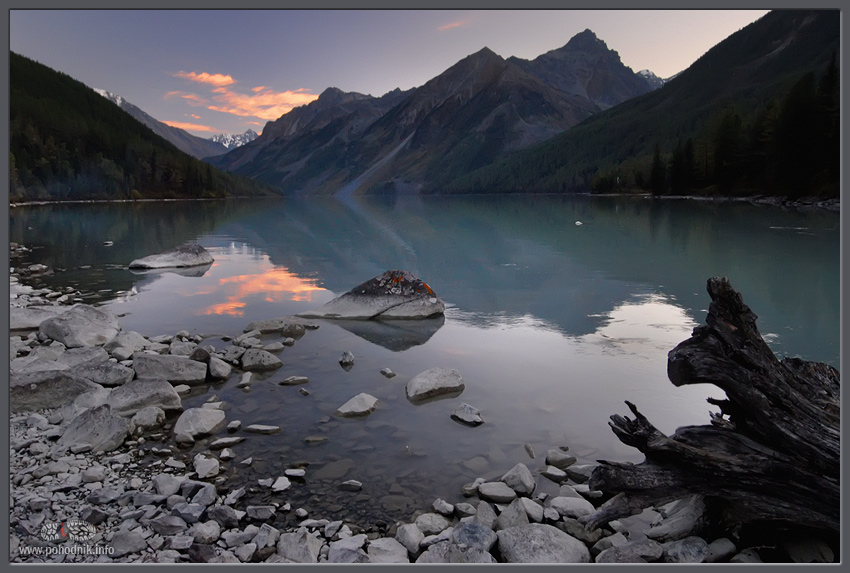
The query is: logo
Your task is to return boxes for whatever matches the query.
[39,520,96,543]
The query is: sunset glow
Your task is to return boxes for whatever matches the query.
[174,71,235,86]
[199,266,327,317]
[161,120,219,132]
[438,20,467,32]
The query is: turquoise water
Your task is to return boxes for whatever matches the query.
[9,195,840,525]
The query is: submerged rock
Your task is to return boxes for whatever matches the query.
[334,393,380,418]
[451,403,484,426]
[128,243,214,269]
[298,270,445,319]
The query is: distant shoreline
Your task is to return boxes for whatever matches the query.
[8,192,839,212]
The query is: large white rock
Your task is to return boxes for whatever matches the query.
[240,348,282,371]
[132,352,208,384]
[500,463,536,496]
[366,537,410,563]
[129,243,214,269]
[299,270,445,319]
[548,496,596,519]
[39,304,121,348]
[334,393,380,418]
[497,523,591,563]
[10,305,69,331]
[174,408,226,438]
[406,368,465,403]
[276,527,324,563]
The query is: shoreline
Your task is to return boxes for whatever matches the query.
[8,246,836,564]
[9,192,841,213]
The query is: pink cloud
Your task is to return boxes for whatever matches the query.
[438,20,467,31]
[174,71,235,86]
[162,120,219,133]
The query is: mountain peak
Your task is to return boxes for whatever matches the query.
[565,28,606,51]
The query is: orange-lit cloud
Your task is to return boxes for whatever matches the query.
[206,87,319,120]
[199,267,326,316]
[167,73,319,123]
[162,120,219,132]
[438,20,467,31]
[174,71,235,86]
[165,91,208,106]
[189,114,202,119]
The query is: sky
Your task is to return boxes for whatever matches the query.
[9,10,770,138]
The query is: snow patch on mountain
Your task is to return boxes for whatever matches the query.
[94,88,125,107]
[210,130,259,150]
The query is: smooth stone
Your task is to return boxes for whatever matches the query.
[190,520,221,544]
[563,463,596,483]
[173,408,226,438]
[545,448,577,469]
[152,474,185,497]
[380,368,396,378]
[327,534,370,563]
[338,480,363,492]
[150,514,189,536]
[595,538,664,563]
[39,304,120,348]
[334,393,379,417]
[129,406,166,434]
[414,512,452,536]
[395,523,425,555]
[272,476,292,492]
[276,527,323,563]
[548,496,596,519]
[244,424,280,434]
[207,356,232,380]
[209,436,244,449]
[193,454,220,479]
[240,348,282,371]
[366,537,409,563]
[279,375,309,385]
[244,319,307,337]
[451,402,484,426]
[474,500,498,530]
[477,481,517,504]
[246,505,276,521]
[501,462,536,496]
[406,367,464,403]
[206,504,240,529]
[645,494,706,542]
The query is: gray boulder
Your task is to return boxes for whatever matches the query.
[174,408,226,439]
[477,481,517,504]
[10,370,101,413]
[132,352,208,384]
[501,462,536,496]
[366,537,409,563]
[299,270,445,319]
[406,367,465,403]
[110,530,148,558]
[595,538,664,563]
[208,356,232,380]
[327,534,370,563]
[107,377,183,417]
[497,523,591,563]
[57,404,129,452]
[240,348,282,371]
[55,346,110,368]
[73,360,135,387]
[276,527,324,563]
[129,243,214,269]
[10,305,68,331]
[39,304,121,348]
[548,495,596,519]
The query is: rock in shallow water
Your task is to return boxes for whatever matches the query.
[406,368,465,403]
[128,243,214,269]
[298,270,445,319]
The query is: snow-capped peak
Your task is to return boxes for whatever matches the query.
[94,88,125,107]
[209,129,259,150]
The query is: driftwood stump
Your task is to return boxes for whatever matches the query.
[580,277,840,537]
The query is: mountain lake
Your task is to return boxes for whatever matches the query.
[9,194,840,527]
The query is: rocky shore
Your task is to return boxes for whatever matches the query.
[8,244,835,564]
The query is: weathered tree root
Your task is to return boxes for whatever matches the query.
[580,277,839,536]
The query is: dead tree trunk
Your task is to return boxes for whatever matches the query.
[581,277,840,536]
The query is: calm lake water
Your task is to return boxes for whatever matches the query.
[9,195,840,526]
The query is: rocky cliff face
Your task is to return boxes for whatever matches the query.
[507,29,655,110]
